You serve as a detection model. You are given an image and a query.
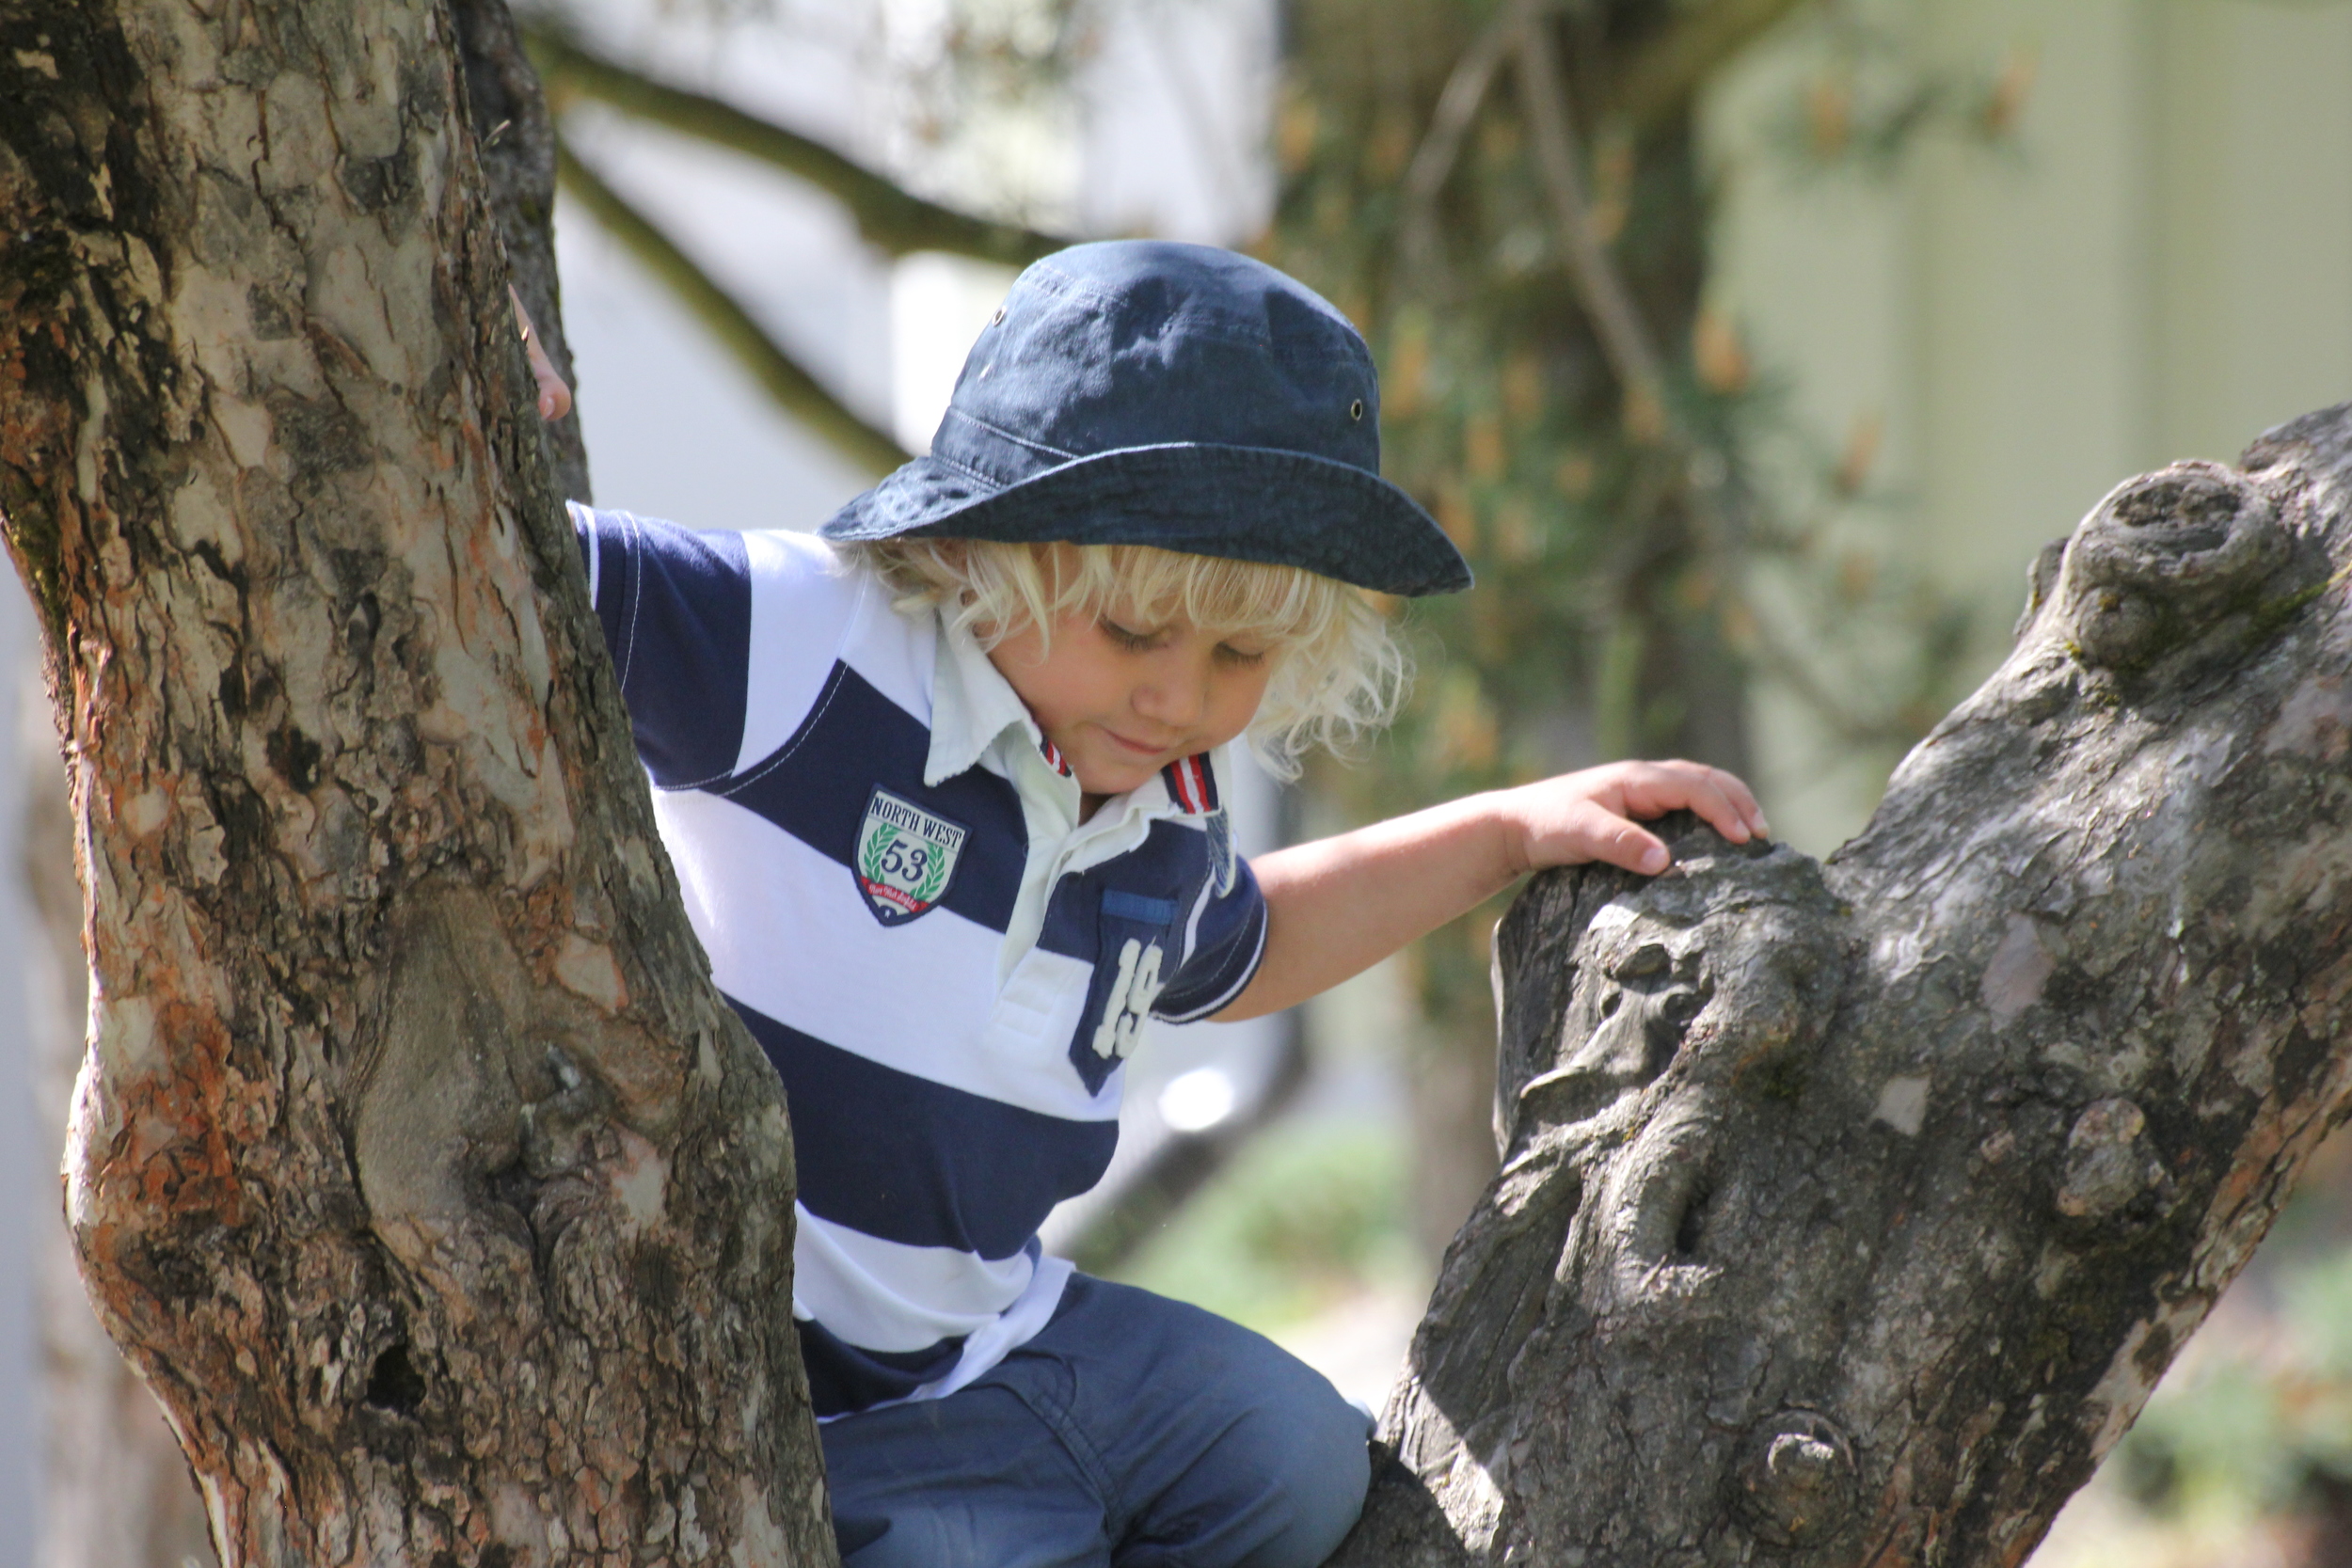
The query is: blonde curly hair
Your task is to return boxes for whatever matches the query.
[841,537,1407,780]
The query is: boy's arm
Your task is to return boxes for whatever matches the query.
[1214,760,1766,1022]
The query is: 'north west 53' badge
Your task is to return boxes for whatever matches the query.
[854,787,969,927]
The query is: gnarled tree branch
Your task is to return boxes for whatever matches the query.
[1334,414,2352,1564]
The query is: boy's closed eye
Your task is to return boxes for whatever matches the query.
[1097,617,1271,667]
[1097,616,1165,653]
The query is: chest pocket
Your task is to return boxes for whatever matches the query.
[1071,889,1179,1095]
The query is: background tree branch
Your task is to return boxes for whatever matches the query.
[556,137,912,477]
[1602,0,1819,137]
[1513,4,1673,436]
[527,22,1067,266]
[1396,8,1519,294]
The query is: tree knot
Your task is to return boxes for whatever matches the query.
[1732,1408,1857,1547]
[2055,1097,2173,1233]
[2057,461,2305,672]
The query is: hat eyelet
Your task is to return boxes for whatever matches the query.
[991,307,1007,326]
[1348,398,1365,421]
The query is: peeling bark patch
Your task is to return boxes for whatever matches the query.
[2056,1098,2171,1228]
[554,929,626,1011]
[1983,914,2057,1024]
[1733,1409,1858,1547]
[1874,1074,1930,1135]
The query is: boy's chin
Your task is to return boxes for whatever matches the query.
[1065,739,1176,800]
[1072,758,1161,798]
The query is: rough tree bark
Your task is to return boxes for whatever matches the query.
[0,1,832,1562]
[27,10,587,1566]
[24,679,216,1568]
[1330,421,2352,1564]
[11,1,2352,1566]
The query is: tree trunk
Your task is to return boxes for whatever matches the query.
[0,1,832,1561]
[449,0,589,506]
[1333,419,2352,1563]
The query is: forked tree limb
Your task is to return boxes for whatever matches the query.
[1395,5,1520,294]
[1329,417,2352,1563]
[1514,5,1671,434]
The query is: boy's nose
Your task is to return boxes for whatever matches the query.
[1135,662,1211,729]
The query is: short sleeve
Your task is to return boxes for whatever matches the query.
[1152,855,1269,1023]
[571,503,752,789]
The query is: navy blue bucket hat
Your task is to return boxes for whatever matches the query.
[819,241,1470,597]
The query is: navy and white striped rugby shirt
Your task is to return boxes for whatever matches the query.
[574,506,1269,1416]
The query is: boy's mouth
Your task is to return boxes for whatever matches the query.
[1102,728,1181,759]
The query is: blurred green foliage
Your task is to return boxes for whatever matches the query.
[2112,1143,2352,1535]
[1114,1119,1422,1333]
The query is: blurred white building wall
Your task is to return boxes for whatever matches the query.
[0,584,38,1568]
[1707,0,2352,857]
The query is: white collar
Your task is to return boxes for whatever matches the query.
[925,614,1072,788]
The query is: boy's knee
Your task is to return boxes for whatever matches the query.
[1159,1341,1368,1568]
[1232,1386,1372,1568]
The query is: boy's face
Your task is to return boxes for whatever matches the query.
[987,602,1276,801]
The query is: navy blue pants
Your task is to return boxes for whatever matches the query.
[820,1275,1373,1567]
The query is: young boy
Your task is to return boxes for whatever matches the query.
[558,241,1763,1567]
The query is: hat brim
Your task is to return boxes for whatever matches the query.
[818,443,1471,597]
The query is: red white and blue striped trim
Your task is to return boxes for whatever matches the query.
[1039,736,1073,778]
[1160,753,1219,815]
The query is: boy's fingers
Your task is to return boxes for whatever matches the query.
[1617,826,1670,874]
[525,334,573,421]
[1631,763,1751,844]
[1712,766,1770,835]
[507,284,575,423]
[1565,800,1669,875]
[1630,761,1769,842]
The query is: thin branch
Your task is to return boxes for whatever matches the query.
[527,24,1067,266]
[1397,7,1521,292]
[1512,6,1671,435]
[1515,9,1907,754]
[554,138,912,478]
[1603,0,1819,139]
